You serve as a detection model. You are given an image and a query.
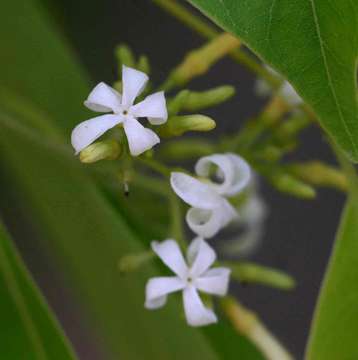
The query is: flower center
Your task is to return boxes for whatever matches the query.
[122,110,128,115]
[187,276,193,284]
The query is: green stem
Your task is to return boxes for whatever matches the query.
[169,190,186,248]
[152,0,280,87]
[221,297,294,360]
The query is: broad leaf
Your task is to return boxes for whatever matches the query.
[305,199,358,359]
[0,220,76,360]
[189,0,358,162]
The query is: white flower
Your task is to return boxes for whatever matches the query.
[71,65,167,156]
[255,65,302,106]
[145,238,230,327]
[170,153,251,238]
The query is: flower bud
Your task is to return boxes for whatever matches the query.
[79,139,121,164]
[118,251,154,274]
[270,172,316,199]
[159,114,216,137]
[137,55,150,74]
[115,43,135,68]
[182,86,235,111]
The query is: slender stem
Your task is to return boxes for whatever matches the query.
[135,156,171,177]
[221,297,294,360]
[152,0,280,87]
[169,190,186,248]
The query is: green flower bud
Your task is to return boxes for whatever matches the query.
[159,114,216,137]
[115,43,135,68]
[79,139,121,164]
[167,90,190,115]
[137,55,151,74]
[289,161,348,192]
[270,172,316,199]
[183,86,235,111]
[118,251,154,274]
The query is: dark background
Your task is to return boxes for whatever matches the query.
[8,1,345,358]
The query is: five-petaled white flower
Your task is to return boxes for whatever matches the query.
[170,153,251,238]
[145,238,230,327]
[71,65,167,156]
[255,65,302,106]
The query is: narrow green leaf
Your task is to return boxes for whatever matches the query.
[0,220,77,360]
[189,0,358,161]
[305,199,358,359]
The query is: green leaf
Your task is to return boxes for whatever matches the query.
[305,198,358,359]
[0,220,77,360]
[188,0,358,161]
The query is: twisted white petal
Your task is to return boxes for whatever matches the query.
[195,268,231,296]
[151,239,188,278]
[131,91,167,125]
[170,172,222,210]
[187,238,216,278]
[84,82,122,113]
[182,286,217,326]
[71,114,121,154]
[195,153,251,197]
[123,117,160,156]
[186,200,238,239]
[145,276,185,309]
[121,65,148,108]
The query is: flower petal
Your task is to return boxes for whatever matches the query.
[186,199,238,238]
[84,82,122,113]
[279,81,302,106]
[195,153,251,197]
[151,239,188,278]
[225,154,251,196]
[121,65,148,108]
[145,276,185,309]
[170,172,222,209]
[186,207,222,239]
[195,267,231,296]
[123,117,160,156]
[131,91,168,125]
[71,114,121,154]
[187,238,216,278]
[182,286,217,327]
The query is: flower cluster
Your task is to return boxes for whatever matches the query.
[71,66,252,327]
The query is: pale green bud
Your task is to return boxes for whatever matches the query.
[137,55,151,74]
[115,43,135,68]
[118,251,154,274]
[183,86,235,111]
[270,172,316,199]
[290,161,348,192]
[159,114,216,137]
[79,139,121,164]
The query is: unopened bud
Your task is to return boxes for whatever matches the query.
[159,114,216,137]
[183,86,235,111]
[118,251,154,274]
[115,43,135,68]
[79,139,121,164]
[270,172,316,199]
[137,55,150,74]
[290,161,348,192]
